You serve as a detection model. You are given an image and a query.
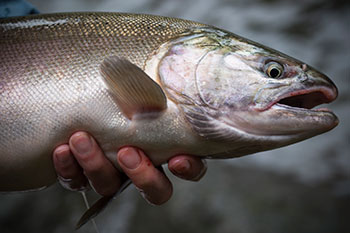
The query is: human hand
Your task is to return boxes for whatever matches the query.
[53,131,207,205]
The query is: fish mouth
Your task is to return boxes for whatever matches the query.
[237,85,339,136]
[271,86,338,112]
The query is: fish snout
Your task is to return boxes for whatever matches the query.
[304,68,338,104]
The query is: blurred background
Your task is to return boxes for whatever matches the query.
[0,0,349,232]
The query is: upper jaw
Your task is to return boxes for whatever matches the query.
[271,85,338,112]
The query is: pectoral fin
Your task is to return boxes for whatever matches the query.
[100,56,167,119]
[75,177,132,230]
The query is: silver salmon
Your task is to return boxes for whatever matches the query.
[0,12,338,226]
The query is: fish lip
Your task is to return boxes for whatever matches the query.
[261,85,338,112]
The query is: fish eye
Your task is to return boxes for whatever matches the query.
[265,61,284,79]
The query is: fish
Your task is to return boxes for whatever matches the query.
[0,12,338,228]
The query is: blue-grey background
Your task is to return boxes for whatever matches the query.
[0,0,349,233]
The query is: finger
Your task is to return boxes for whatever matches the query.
[53,144,89,191]
[168,155,207,181]
[117,147,173,205]
[69,132,121,196]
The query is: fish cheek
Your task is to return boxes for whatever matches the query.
[195,51,258,110]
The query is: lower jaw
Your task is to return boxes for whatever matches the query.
[273,103,333,113]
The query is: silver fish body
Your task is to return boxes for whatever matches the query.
[0,12,338,192]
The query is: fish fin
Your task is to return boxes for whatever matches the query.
[100,56,167,119]
[75,177,132,230]
[80,192,100,233]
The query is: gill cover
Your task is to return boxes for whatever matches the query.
[158,35,250,141]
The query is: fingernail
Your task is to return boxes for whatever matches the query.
[54,145,70,163]
[119,148,141,170]
[56,151,68,163]
[173,159,191,176]
[72,133,93,155]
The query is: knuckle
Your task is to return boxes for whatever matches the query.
[84,160,104,176]
[74,153,92,166]
[135,172,158,190]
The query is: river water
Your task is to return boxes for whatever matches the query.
[1,0,349,233]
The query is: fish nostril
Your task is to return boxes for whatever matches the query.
[301,64,308,71]
[298,73,308,82]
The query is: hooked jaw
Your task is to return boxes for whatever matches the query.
[247,72,339,136]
